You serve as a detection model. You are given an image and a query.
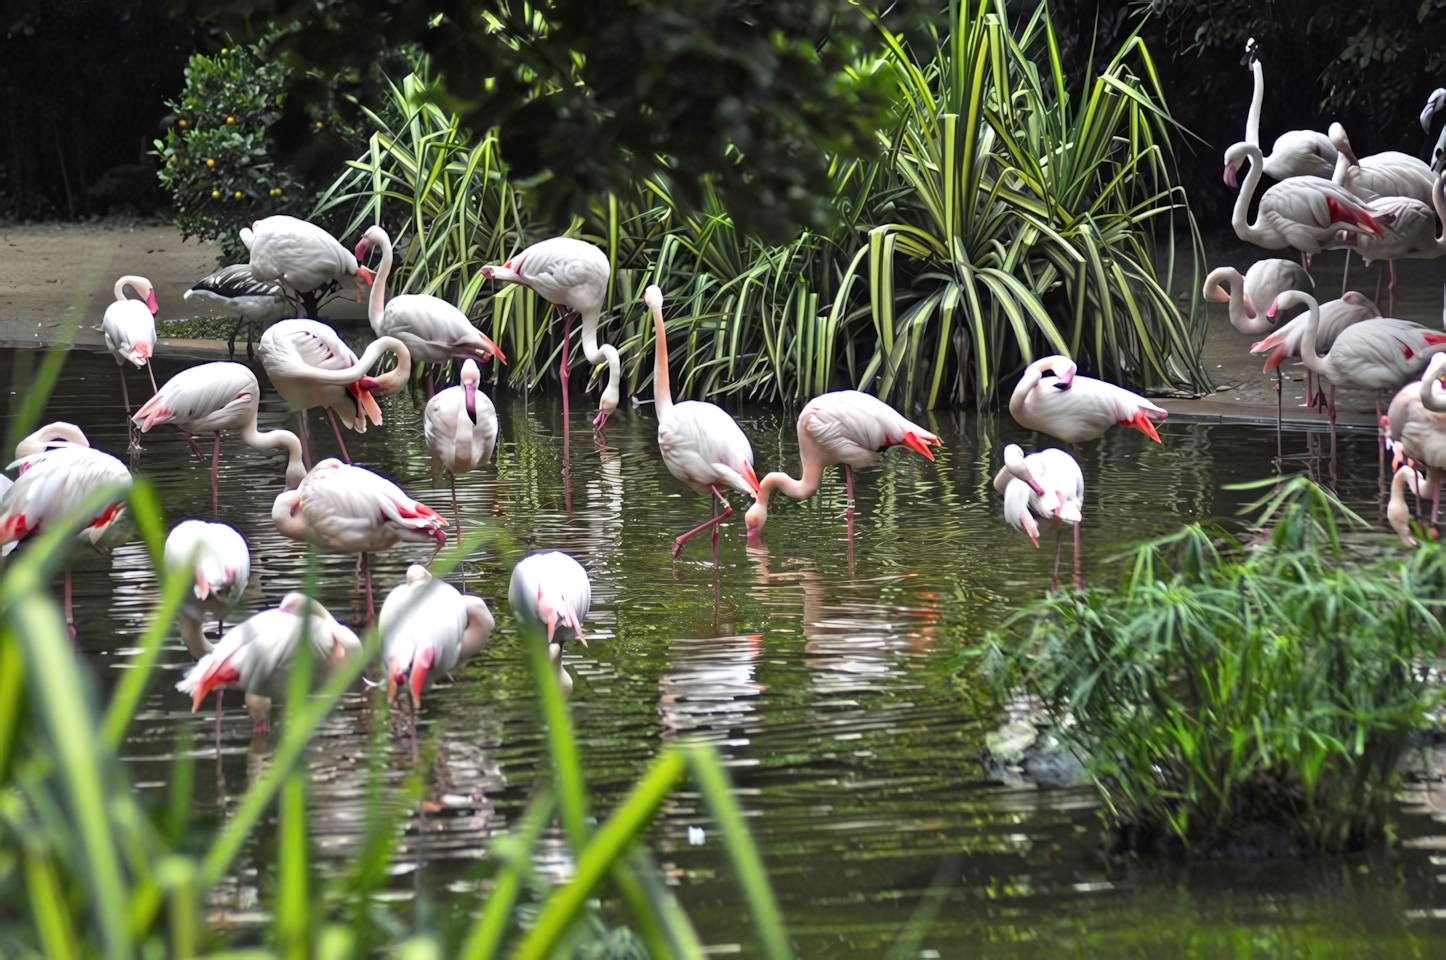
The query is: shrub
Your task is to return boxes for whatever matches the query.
[986,477,1446,855]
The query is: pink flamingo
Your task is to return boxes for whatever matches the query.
[744,390,939,542]
[132,361,307,511]
[176,592,361,737]
[357,225,506,393]
[1203,260,1312,335]
[103,274,160,449]
[381,564,494,746]
[242,215,373,315]
[1329,122,1435,205]
[1386,353,1446,526]
[424,359,499,540]
[994,443,1085,590]
[1250,291,1379,412]
[482,237,619,429]
[271,459,447,624]
[164,519,250,659]
[643,285,760,557]
[256,319,410,465]
[0,422,131,633]
[509,551,591,696]
[1240,40,1337,182]
[1387,465,1432,548]
[1009,356,1167,445]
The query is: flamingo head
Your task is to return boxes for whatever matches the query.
[477,332,507,365]
[461,358,481,421]
[145,287,159,314]
[1003,444,1047,496]
[536,585,586,648]
[1224,164,1239,189]
[745,498,768,539]
[388,644,434,706]
[1055,496,1082,524]
[1044,356,1076,388]
[481,257,523,284]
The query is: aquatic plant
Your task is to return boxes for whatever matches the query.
[987,477,1445,855]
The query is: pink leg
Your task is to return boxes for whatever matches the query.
[845,465,856,541]
[560,312,571,425]
[146,362,158,395]
[1328,384,1338,461]
[1341,249,1350,297]
[297,413,313,472]
[211,431,221,516]
[362,552,375,626]
[186,436,207,464]
[214,690,223,755]
[324,408,352,463]
[673,486,733,557]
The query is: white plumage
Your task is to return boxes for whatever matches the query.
[380,564,494,708]
[1329,122,1436,205]
[1203,260,1312,335]
[1250,292,1379,373]
[1224,142,1381,254]
[1242,45,1338,181]
[995,444,1085,590]
[425,358,499,540]
[243,215,364,305]
[164,519,250,658]
[1009,356,1168,445]
[509,551,591,649]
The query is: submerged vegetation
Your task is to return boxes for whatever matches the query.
[988,478,1446,855]
[316,0,1208,409]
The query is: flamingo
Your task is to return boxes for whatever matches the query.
[509,551,591,697]
[1421,88,1446,172]
[1276,289,1446,443]
[1329,154,1446,313]
[1386,352,1446,526]
[183,263,291,358]
[1009,356,1167,445]
[1249,291,1379,413]
[356,225,506,393]
[1327,122,1435,205]
[1240,39,1337,181]
[1203,260,1312,335]
[1387,465,1433,548]
[164,519,250,662]
[380,564,494,746]
[481,237,620,429]
[1224,142,1382,264]
[743,390,940,542]
[643,284,760,557]
[132,361,307,511]
[271,458,447,624]
[256,319,410,465]
[103,274,159,448]
[242,215,373,316]
[993,444,1085,591]
[175,592,361,737]
[0,422,131,633]
[424,358,498,541]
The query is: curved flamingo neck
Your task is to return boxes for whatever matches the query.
[367,232,394,332]
[1433,174,1446,246]
[1008,361,1045,422]
[241,415,306,488]
[579,306,620,378]
[1298,295,1328,377]
[1231,145,1266,244]
[1205,267,1248,326]
[114,275,148,301]
[1422,360,1446,412]
[1247,61,1264,148]
[651,302,672,418]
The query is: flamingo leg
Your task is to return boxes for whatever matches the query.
[1433,473,1442,529]
[214,689,223,756]
[362,552,375,626]
[1341,249,1350,297]
[560,310,571,426]
[845,465,856,541]
[297,412,313,472]
[409,693,419,765]
[1389,261,1398,316]
[324,408,352,463]
[1328,383,1338,451]
[673,486,733,557]
[211,431,221,516]
[1274,370,1283,463]
[185,436,207,464]
[146,361,158,395]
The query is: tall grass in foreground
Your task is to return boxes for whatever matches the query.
[986,478,1446,855]
[0,393,790,955]
[314,0,1208,409]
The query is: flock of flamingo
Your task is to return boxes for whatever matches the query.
[0,209,1173,746]
[1203,40,1446,546]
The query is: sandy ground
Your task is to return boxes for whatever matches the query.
[0,219,1435,427]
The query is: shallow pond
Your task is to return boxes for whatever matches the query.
[14,344,1446,956]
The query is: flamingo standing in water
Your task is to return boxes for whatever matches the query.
[132,361,307,512]
[1224,142,1381,268]
[1277,289,1446,444]
[381,564,495,747]
[356,225,506,394]
[176,592,361,737]
[424,358,498,540]
[1329,155,1446,314]
[1239,39,1337,182]
[509,551,591,697]
[1203,260,1312,335]
[0,422,131,633]
[271,459,447,624]
[643,285,760,557]
[164,519,250,659]
[1009,356,1167,445]
[481,237,620,429]
[994,444,1085,591]
[103,275,159,449]
[242,215,373,316]
[744,390,939,543]
[256,319,410,465]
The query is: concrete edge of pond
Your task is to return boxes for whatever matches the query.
[1158,396,1379,432]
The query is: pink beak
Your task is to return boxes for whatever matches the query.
[145,289,159,314]
[464,381,477,421]
[480,333,507,364]
[1056,366,1075,387]
[354,239,369,262]
[1224,164,1239,189]
[480,265,496,280]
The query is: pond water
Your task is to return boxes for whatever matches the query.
[15,344,1446,956]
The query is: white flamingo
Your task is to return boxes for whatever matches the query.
[1387,465,1432,548]
[509,551,591,696]
[1203,260,1312,335]
[176,592,361,736]
[0,423,131,632]
[242,215,372,315]
[424,358,498,540]
[103,274,159,445]
[1386,352,1446,526]
[132,361,307,509]
[356,225,506,393]
[482,237,620,429]
[380,564,494,743]
[1328,122,1435,205]
[164,519,250,659]
[271,459,447,623]
[744,390,939,542]
[1249,291,1379,410]
[1009,356,1168,445]
[1224,142,1381,262]
[1240,40,1337,181]
[256,319,410,464]
[994,444,1085,591]
[643,284,760,557]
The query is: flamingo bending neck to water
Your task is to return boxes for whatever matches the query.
[995,444,1085,591]
[509,551,591,697]
[103,274,159,449]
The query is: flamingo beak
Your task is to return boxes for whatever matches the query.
[409,648,433,706]
[464,381,477,422]
[356,266,375,288]
[1129,410,1162,443]
[898,431,937,461]
[145,289,159,314]
[479,333,507,364]
[1224,164,1239,189]
[481,265,495,280]
[354,239,369,262]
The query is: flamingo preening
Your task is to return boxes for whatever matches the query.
[1203,260,1312,336]
[164,519,251,660]
[994,443,1085,591]
[509,551,591,697]
[103,274,159,449]
[1009,356,1167,445]
[243,215,373,316]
